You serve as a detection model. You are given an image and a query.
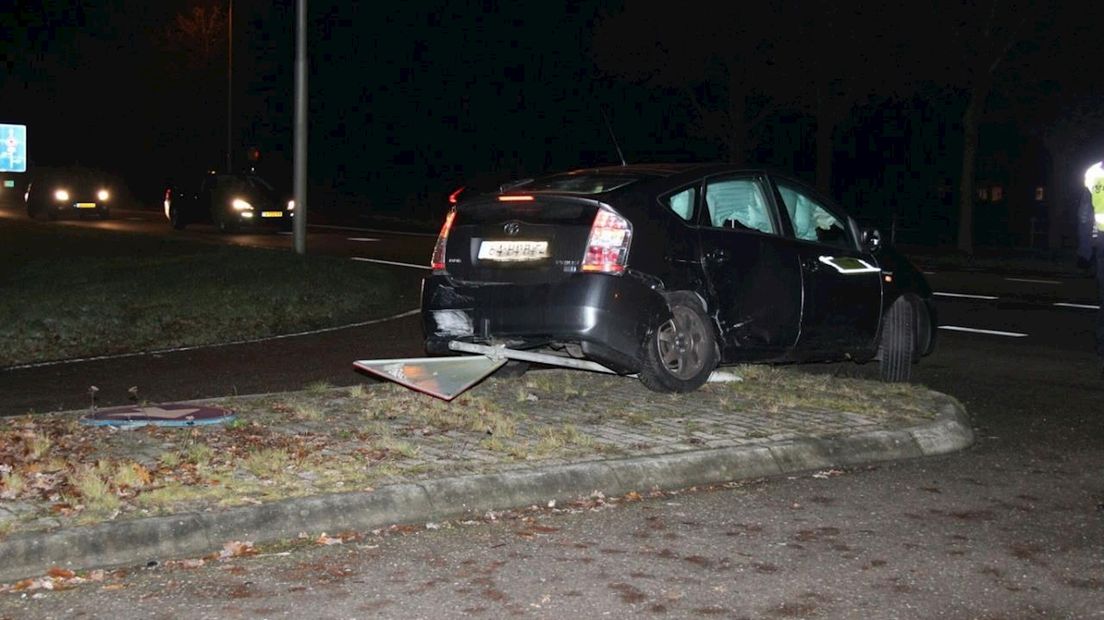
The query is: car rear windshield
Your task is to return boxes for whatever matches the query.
[513,172,645,195]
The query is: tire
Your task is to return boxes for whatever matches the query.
[639,292,719,393]
[214,210,237,233]
[878,297,916,383]
[99,208,110,220]
[169,205,186,230]
[494,361,530,378]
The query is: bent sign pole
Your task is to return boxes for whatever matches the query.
[293,0,308,255]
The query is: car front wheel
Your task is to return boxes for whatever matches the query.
[878,297,916,383]
[214,210,237,233]
[639,293,719,393]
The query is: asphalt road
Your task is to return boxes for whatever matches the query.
[2,199,1103,616]
[0,201,436,415]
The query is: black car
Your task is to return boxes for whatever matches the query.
[421,164,936,392]
[163,172,294,232]
[25,166,114,220]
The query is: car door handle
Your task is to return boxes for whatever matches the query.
[706,248,730,262]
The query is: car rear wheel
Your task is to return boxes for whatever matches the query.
[639,293,718,393]
[878,297,915,383]
[169,205,186,230]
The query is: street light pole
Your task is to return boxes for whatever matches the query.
[226,0,233,174]
[293,0,308,255]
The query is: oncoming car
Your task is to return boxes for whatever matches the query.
[421,164,936,393]
[25,167,113,220]
[163,172,294,232]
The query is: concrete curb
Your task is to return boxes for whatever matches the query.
[0,393,972,583]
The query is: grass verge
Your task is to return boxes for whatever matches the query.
[0,217,409,366]
[0,367,948,538]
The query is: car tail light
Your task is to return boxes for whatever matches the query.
[581,207,632,274]
[448,186,465,205]
[431,208,457,271]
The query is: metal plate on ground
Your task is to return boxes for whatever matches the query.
[354,356,506,401]
[80,404,236,428]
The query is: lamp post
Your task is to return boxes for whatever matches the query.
[226,0,233,174]
[293,0,308,255]
[223,0,231,172]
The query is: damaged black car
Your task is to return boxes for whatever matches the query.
[421,164,935,393]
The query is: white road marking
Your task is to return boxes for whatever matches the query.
[1005,277,1061,285]
[922,271,936,276]
[351,256,430,270]
[310,224,437,237]
[1054,302,1101,310]
[348,237,381,242]
[934,292,999,300]
[938,325,1028,338]
[2,309,422,371]
[277,231,293,235]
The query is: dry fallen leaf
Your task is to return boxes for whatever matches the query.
[46,567,75,579]
[219,540,257,560]
[315,532,343,546]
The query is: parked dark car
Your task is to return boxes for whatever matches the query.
[421,164,936,392]
[163,172,294,232]
[25,166,114,220]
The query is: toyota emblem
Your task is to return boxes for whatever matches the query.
[503,222,521,236]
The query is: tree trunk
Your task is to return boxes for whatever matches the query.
[815,114,835,196]
[957,84,989,255]
[725,94,749,167]
[1046,148,1070,251]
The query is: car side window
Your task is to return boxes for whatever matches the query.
[776,183,851,249]
[663,186,697,222]
[703,178,775,234]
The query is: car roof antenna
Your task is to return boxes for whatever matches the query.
[600,107,627,167]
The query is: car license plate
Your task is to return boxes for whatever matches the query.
[75,202,96,209]
[261,211,284,218]
[478,240,549,262]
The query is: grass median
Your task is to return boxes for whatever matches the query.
[0,367,946,539]
[0,218,410,367]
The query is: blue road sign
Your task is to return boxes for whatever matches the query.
[0,124,27,173]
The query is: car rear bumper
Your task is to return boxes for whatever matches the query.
[421,273,671,373]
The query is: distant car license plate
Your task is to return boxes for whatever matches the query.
[478,240,549,262]
[261,211,284,218]
[75,202,96,209]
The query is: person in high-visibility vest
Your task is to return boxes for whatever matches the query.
[1076,162,1104,374]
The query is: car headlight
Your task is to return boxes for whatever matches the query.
[287,200,295,211]
[54,189,70,201]
[97,189,110,201]
[232,198,253,211]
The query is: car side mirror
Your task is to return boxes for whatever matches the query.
[861,227,882,252]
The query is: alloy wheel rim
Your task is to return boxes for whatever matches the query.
[656,306,707,380]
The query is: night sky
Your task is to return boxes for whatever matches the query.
[3,1,1104,244]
